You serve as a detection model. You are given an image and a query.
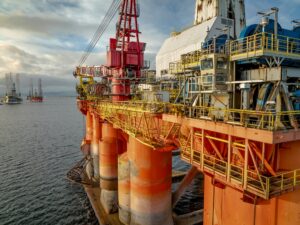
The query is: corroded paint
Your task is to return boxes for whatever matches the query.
[118,152,131,224]
[91,113,100,180]
[99,122,126,214]
[128,136,173,225]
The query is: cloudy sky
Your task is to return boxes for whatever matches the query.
[0,0,299,95]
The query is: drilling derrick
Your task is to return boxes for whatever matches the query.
[110,0,145,101]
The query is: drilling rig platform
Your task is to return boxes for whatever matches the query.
[70,0,300,224]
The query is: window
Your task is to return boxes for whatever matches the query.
[201,58,213,70]
[161,69,168,76]
[217,57,228,69]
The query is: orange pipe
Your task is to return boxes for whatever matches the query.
[118,152,130,224]
[128,136,173,225]
[91,113,100,181]
[99,122,124,214]
[86,110,93,141]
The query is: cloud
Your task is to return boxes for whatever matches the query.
[0,0,299,95]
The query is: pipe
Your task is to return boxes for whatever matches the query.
[240,83,250,110]
[128,136,173,225]
[272,7,279,40]
[172,166,198,208]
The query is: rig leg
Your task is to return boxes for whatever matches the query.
[118,152,131,224]
[128,137,173,225]
[85,110,93,180]
[99,123,120,214]
[91,113,100,182]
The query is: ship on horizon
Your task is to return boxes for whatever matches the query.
[3,73,23,105]
[27,78,43,102]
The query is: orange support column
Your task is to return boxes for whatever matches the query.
[86,110,93,142]
[118,152,130,224]
[82,110,93,179]
[99,122,120,214]
[91,113,101,182]
[81,109,93,155]
[128,136,173,225]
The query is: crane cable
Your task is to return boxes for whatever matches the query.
[78,0,121,66]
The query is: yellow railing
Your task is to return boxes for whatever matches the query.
[75,66,104,77]
[181,50,202,69]
[230,32,300,59]
[181,147,300,199]
[168,32,300,73]
[169,61,185,74]
[91,100,300,131]
[169,46,227,74]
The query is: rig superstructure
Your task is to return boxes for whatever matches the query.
[72,0,300,224]
[3,73,22,105]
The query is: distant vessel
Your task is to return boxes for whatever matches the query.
[4,73,22,105]
[27,78,43,102]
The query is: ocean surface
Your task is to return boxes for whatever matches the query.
[0,97,202,225]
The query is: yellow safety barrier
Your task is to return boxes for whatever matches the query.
[182,146,300,200]
[230,32,300,61]
[89,100,300,131]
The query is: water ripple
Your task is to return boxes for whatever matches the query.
[0,97,98,225]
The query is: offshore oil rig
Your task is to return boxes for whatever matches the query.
[72,0,300,224]
[27,78,43,102]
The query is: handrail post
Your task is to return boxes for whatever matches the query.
[227,135,232,182]
[266,178,270,199]
[254,34,257,52]
[191,128,194,164]
[243,139,249,189]
[281,174,284,190]
[201,129,204,171]
[262,33,265,50]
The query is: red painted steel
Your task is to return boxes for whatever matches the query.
[107,50,121,67]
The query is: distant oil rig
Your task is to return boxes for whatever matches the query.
[70,0,300,225]
[3,73,22,105]
[27,78,43,102]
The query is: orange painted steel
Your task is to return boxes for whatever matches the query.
[118,151,130,224]
[83,110,93,179]
[91,113,101,181]
[86,110,93,142]
[128,136,173,225]
[204,174,300,225]
[76,99,88,115]
[99,122,125,214]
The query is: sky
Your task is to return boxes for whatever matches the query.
[0,0,300,95]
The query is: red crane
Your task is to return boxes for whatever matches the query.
[75,0,145,102]
[109,0,145,101]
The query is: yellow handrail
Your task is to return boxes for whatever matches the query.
[94,100,300,131]
[230,32,300,58]
[184,145,300,199]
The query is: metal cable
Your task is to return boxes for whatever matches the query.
[78,0,121,66]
